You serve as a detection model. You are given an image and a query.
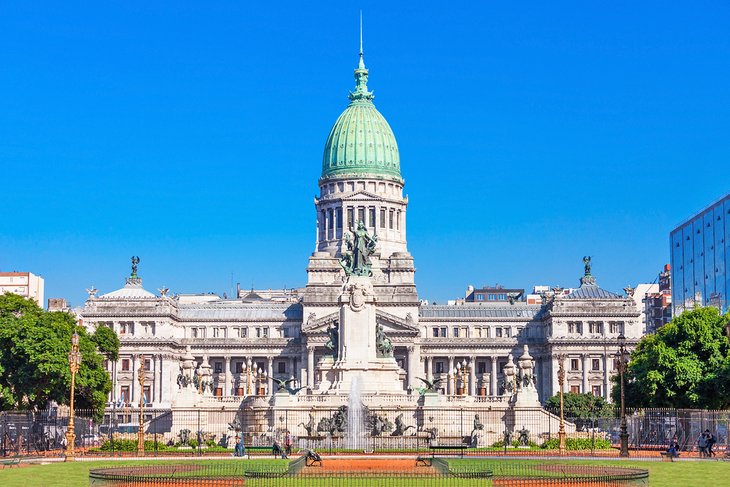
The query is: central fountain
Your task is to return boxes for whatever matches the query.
[346,375,366,450]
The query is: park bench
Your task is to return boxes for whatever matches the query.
[417,444,466,466]
[245,445,287,459]
[0,457,21,469]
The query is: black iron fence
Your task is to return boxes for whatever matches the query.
[2,405,728,458]
[88,460,649,486]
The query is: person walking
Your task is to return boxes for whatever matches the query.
[705,430,716,458]
[697,432,708,458]
[284,431,292,457]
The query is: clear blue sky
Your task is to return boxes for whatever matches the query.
[1,1,729,307]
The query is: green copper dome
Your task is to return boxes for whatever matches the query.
[321,52,402,183]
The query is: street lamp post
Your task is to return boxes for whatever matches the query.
[452,367,459,396]
[137,355,146,456]
[65,332,82,462]
[557,354,566,455]
[246,358,252,396]
[617,334,629,457]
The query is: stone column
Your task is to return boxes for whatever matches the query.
[447,356,454,395]
[603,352,611,401]
[131,355,137,403]
[224,356,231,396]
[490,356,498,396]
[407,346,417,391]
[158,355,164,403]
[267,356,274,396]
[582,354,590,394]
[426,356,433,382]
[469,356,476,396]
[307,346,315,389]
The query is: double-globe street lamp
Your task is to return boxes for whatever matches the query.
[65,332,82,462]
[137,354,146,456]
[617,333,630,457]
[556,354,566,455]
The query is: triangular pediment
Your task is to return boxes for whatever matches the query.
[340,190,381,201]
[301,309,418,335]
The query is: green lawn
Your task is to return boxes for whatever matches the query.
[0,457,727,487]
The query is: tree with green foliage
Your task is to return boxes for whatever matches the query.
[544,392,614,430]
[614,307,730,409]
[0,293,118,412]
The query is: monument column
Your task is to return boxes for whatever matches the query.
[224,356,231,396]
[267,356,274,396]
[307,346,315,389]
[426,356,433,382]
[582,354,590,394]
[447,356,454,395]
[490,356,498,396]
[469,356,476,396]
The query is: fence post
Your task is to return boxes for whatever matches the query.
[197,409,201,457]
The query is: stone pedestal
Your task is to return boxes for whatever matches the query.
[318,276,403,394]
[422,392,443,407]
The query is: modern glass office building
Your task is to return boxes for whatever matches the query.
[670,194,730,315]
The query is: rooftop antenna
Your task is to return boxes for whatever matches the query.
[359,10,363,56]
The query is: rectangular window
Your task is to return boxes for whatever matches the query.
[488,294,496,300]
[453,327,459,338]
[213,328,220,338]
[432,327,439,338]
[369,207,376,227]
[336,208,342,229]
[380,208,386,228]
[214,387,222,398]
[592,385,602,397]
[256,328,261,338]
[570,358,580,371]
[440,327,447,337]
[120,386,130,403]
[396,210,401,230]
[589,322,603,334]
[389,209,394,229]
[358,207,365,225]
[495,328,503,338]
[143,386,151,404]
[214,362,223,374]
[235,362,243,374]
[570,385,581,394]
[435,362,445,374]
[262,327,269,338]
[122,359,130,371]
[144,359,151,372]
[327,208,334,238]
[477,362,486,374]
[239,327,248,338]
[505,327,511,337]
[347,208,354,229]
[476,294,484,301]
[277,361,286,374]
[592,359,600,371]
[191,327,198,338]
[283,327,290,338]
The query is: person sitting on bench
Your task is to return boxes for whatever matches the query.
[272,440,287,458]
[667,436,680,458]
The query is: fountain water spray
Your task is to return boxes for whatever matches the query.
[346,375,366,450]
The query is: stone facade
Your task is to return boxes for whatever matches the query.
[78,49,641,413]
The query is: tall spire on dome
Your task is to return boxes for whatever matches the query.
[350,11,373,102]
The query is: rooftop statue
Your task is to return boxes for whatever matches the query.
[130,256,140,278]
[340,221,378,277]
[583,256,592,276]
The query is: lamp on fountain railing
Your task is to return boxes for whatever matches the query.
[460,359,470,396]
